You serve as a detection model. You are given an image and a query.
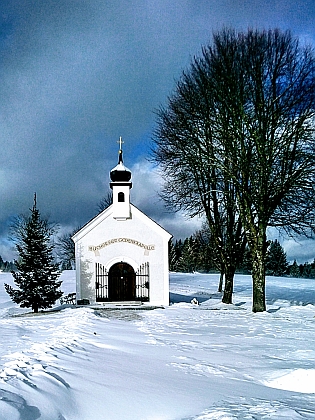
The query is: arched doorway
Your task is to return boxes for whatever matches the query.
[108,262,136,301]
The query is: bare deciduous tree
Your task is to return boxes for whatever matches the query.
[97,191,113,213]
[56,227,80,269]
[153,28,315,312]
[153,46,245,304]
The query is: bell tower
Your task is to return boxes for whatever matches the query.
[110,138,132,220]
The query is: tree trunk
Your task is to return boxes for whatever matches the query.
[251,229,267,312]
[222,264,235,304]
[218,271,224,292]
[252,256,266,312]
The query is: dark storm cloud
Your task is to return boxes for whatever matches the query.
[0,0,315,259]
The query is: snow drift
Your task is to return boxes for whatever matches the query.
[0,271,315,419]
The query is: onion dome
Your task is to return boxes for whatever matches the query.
[110,149,132,182]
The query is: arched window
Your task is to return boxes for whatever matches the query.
[118,192,125,202]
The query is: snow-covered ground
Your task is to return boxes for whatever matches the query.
[0,271,315,419]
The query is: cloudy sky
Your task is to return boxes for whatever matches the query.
[1,0,315,261]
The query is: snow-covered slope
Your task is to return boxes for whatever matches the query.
[0,271,315,419]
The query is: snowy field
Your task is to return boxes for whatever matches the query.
[0,271,315,419]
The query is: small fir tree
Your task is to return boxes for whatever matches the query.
[5,194,62,313]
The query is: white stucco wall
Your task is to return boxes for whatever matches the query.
[73,205,171,306]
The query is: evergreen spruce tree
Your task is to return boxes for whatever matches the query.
[171,239,183,272]
[176,238,189,272]
[310,259,315,279]
[5,194,62,313]
[301,262,311,278]
[177,236,198,273]
[239,246,253,274]
[174,239,183,262]
[265,240,288,276]
[289,260,300,278]
[168,240,177,271]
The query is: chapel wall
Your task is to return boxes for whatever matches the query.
[74,212,169,305]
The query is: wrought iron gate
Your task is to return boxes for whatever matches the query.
[95,263,108,301]
[135,262,149,302]
[95,262,149,302]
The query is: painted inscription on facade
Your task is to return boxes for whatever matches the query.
[89,237,155,253]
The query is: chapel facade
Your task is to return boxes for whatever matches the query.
[72,141,172,306]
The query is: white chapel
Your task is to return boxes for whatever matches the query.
[72,140,172,306]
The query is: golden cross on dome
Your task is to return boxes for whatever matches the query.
[117,136,124,150]
[117,137,124,163]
